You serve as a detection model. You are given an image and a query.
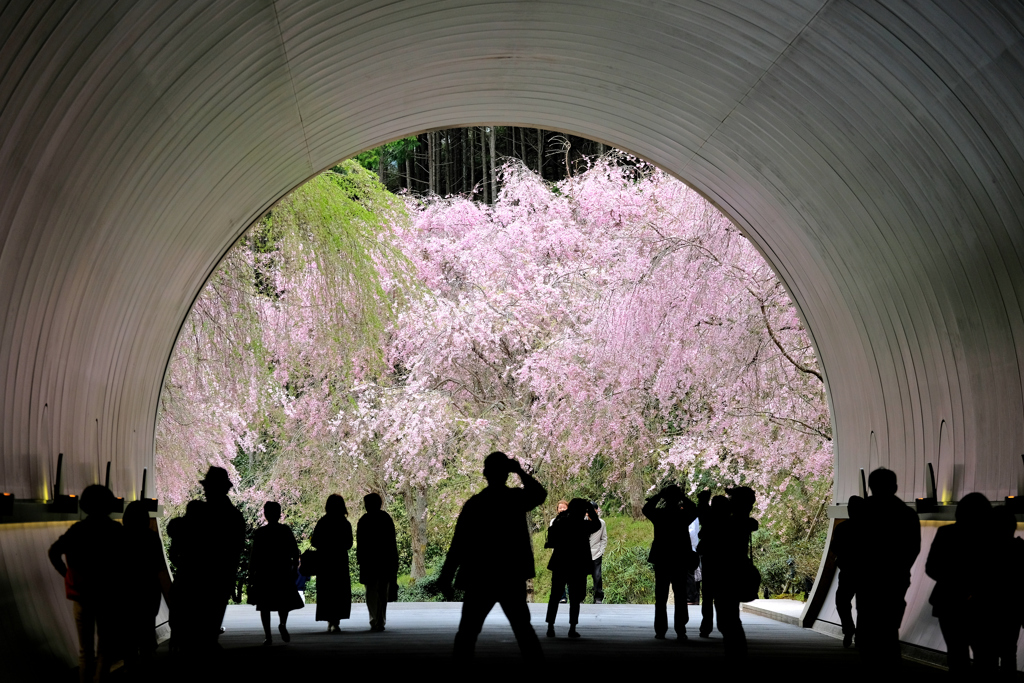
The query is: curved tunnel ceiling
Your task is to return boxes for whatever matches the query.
[2,0,1024,509]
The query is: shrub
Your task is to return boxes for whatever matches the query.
[599,543,656,604]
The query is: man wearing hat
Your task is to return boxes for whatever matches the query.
[194,466,246,648]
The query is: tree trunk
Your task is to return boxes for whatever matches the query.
[428,132,435,195]
[481,127,488,203]
[469,128,475,197]
[378,147,385,184]
[445,132,451,196]
[537,128,543,177]
[405,156,411,193]
[488,126,496,203]
[461,128,467,194]
[405,484,428,580]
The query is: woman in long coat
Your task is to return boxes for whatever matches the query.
[247,501,304,645]
[545,498,600,638]
[311,494,353,632]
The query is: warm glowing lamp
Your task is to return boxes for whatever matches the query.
[0,492,13,516]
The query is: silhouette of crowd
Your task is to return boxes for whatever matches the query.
[46,457,1023,676]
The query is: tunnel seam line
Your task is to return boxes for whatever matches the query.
[270,0,313,172]
[682,0,832,175]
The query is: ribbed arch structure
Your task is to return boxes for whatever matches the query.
[1,0,1023,668]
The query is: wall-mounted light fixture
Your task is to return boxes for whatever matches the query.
[916,462,938,513]
[50,453,79,513]
[0,492,13,516]
[104,462,124,513]
[140,467,158,512]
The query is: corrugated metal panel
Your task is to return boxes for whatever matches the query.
[1,0,1022,668]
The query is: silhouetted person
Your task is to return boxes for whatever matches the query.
[247,501,303,645]
[545,498,600,637]
[167,499,205,651]
[696,492,730,638]
[439,451,547,658]
[715,486,758,657]
[549,499,569,603]
[924,492,991,674]
[857,467,920,665]
[643,484,698,641]
[199,467,246,647]
[832,495,865,648]
[311,494,353,633]
[588,502,608,604]
[121,500,172,671]
[48,485,126,683]
[357,492,399,632]
[981,505,1024,677]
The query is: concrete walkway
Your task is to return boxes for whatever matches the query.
[136,602,935,680]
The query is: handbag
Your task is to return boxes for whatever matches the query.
[739,528,761,603]
[299,548,318,577]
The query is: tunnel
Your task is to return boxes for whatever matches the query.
[1,0,1023,671]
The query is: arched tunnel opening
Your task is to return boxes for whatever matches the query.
[1,0,1023,676]
[153,134,834,622]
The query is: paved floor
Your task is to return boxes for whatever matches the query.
[135,602,938,681]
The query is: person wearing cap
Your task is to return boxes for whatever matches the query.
[48,484,127,683]
[194,465,246,648]
[439,451,547,658]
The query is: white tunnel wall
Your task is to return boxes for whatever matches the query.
[1,0,1023,667]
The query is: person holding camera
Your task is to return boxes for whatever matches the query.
[643,484,698,641]
[438,451,547,658]
[545,498,601,637]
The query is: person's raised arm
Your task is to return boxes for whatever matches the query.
[510,460,547,511]
[642,492,662,522]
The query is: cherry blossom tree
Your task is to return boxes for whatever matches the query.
[156,152,832,580]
